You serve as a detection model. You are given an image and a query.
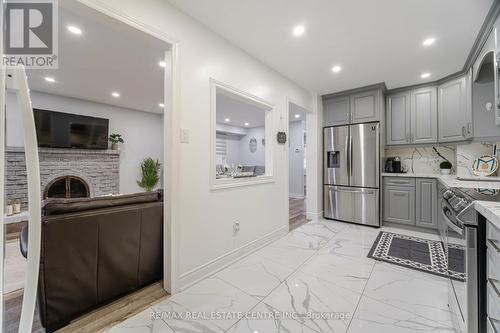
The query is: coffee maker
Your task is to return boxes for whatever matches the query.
[385,157,402,173]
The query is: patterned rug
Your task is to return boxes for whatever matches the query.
[367,231,465,281]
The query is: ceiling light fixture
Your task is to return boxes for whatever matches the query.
[159,103,165,108]
[111,92,120,98]
[44,76,55,83]
[331,65,342,73]
[244,122,249,126]
[225,118,230,122]
[159,61,166,68]
[420,72,431,79]
[422,37,436,47]
[67,25,82,35]
[295,114,300,119]
[292,24,305,37]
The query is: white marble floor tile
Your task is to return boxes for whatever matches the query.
[316,232,377,265]
[272,221,342,251]
[254,241,317,270]
[381,226,441,242]
[298,252,375,294]
[216,253,295,300]
[153,276,258,331]
[263,271,361,333]
[226,302,319,333]
[363,262,453,329]
[347,296,456,333]
[106,307,175,333]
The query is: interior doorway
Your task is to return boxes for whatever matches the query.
[288,102,310,230]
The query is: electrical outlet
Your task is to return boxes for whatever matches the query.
[233,221,240,233]
[180,128,190,143]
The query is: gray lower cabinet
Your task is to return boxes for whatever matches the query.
[350,90,380,123]
[415,178,437,229]
[386,92,411,145]
[383,185,415,225]
[438,73,473,142]
[324,96,350,126]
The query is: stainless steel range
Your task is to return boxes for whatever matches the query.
[440,185,500,333]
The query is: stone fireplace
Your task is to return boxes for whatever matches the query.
[6,147,120,210]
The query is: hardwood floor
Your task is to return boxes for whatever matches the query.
[289,197,309,231]
[4,282,168,333]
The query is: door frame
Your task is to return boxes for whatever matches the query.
[67,0,181,294]
[285,97,318,227]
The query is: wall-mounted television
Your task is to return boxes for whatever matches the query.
[34,109,109,149]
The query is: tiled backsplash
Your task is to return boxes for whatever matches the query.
[385,142,499,176]
[385,146,456,174]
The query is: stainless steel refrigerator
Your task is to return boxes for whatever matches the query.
[323,122,380,227]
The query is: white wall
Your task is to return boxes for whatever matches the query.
[6,91,164,194]
[85,0,315,291]
[289,120,305,198]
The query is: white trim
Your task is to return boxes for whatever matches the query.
[306,211,323,222]
[0,16,5,328]
[177,225,288,291]
[289,193,305,199]
[209,79,276,191]
[77,0,180,294]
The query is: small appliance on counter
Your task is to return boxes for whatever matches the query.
[385,156,403,173]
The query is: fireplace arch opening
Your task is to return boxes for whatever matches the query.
[44,176,90,199]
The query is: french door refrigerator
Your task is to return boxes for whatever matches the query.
[323,123,380,227]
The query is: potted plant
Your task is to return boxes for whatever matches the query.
[109,133,124,150]
[137,158,161,192]
[439,160,453,175]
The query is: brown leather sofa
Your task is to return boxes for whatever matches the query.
[24,191,163,332]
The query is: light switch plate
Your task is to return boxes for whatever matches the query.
[180,128,189,143]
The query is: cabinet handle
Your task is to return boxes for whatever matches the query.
[489,278,500,297]
[462,126,466,138]
[390,180,410,185]
[467,122,472,134]
[393,193,407,197]
[489,239,500,253]
[411,133,415,143]
[406,133,410,143]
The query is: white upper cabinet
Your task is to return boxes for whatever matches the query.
[386,92,411,145]
[323,89,381,127]
[350,90,381,123]
[411,86,438,144]
[324,96,350,126]
[438,73,472,142]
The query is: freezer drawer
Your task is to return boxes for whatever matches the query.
[324,185,380,227]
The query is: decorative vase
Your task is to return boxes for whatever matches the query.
[440,168,451,175]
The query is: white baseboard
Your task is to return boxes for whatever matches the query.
[177,225,289,291]
[306,211,323,221]
[289,193,305,199]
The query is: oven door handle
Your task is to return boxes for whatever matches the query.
[442,209,464,236]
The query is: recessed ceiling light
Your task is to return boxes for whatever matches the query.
[422,37,436,47]
[244,122,249,126]
[292,24,305,37]
[421,72,431,79]
[44,76,55,83]
[295,114,300,118]
[225,118,230,122]
[67,25,82,35]
[111,92,120,98]
[159,61,166,68]
[331,65,342,73]
[159,103,165,108]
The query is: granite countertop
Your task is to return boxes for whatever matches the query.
[475,201,500,229]
[382,173,500,189]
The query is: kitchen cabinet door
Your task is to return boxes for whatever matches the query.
[415,178,437,229]
[411,87,438,144]
[383,185,415,225]
[324,96,350,126]
[350,90,380,123]
[438,76,469,142]
[386,92,411,145]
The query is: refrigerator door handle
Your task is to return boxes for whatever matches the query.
[8,67,42,333]
[345,135,350,177]
[349,135,353,178]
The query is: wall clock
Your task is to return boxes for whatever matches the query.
[249,138,257,152]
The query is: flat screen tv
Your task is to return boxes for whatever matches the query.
[34,109,109,149]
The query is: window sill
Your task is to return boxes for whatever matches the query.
[211,175,275,190]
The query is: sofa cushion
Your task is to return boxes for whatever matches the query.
[43,191,161,216]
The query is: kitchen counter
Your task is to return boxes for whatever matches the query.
[475,201,500,229]
[382,173,500,189]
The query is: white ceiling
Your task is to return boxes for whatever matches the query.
[27,1,170,114]
[216,91,266,128]
[167,0,493,94]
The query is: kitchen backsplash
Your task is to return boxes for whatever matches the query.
[386,142,499,176]
[385,146,456,174]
